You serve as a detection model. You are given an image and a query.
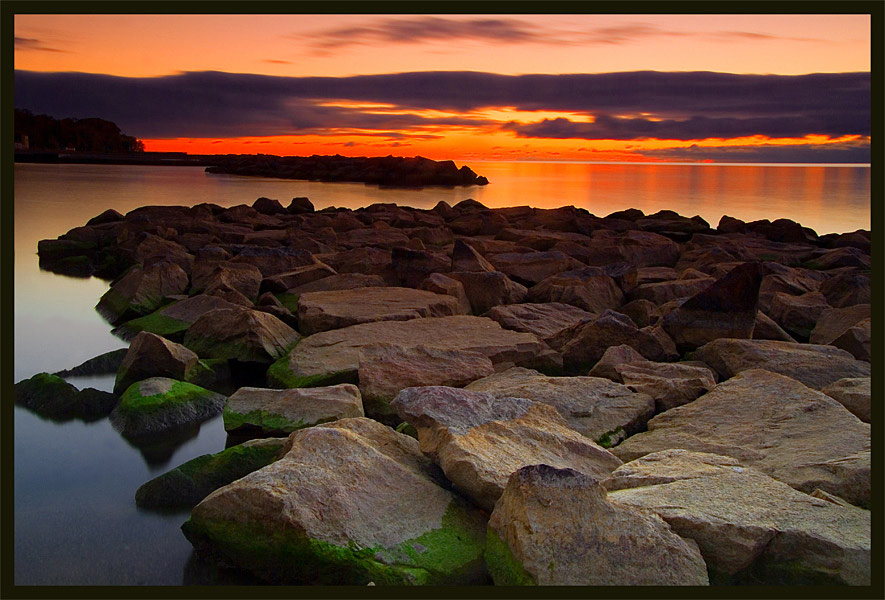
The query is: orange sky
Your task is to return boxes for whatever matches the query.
[14,13,872,162]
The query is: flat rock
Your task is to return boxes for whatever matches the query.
[268,315,551,389]
[605,450,870,585]
[223,384,364,435]
[114,331,201,394]
[819,272,870,308]
[486,464,709,585]
[611,369,870,506]
[630,277,716,305]
[229,247,318,278]
[182,418,489,585]
[183,307,301,363]
[615,360,718,412]
[296,287,464,335]
[692,338,870,390]
[822,378,870,423]
[482,302,594,349]
[109,377,226,438]
[358,344,494,425]
[288,272,386,294]
[260,262,337,294]
[390,386,622,511]
[487,251,584,287]
[465,367,654,446]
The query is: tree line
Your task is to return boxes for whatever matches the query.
[15,108,145,153]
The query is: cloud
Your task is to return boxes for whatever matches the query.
[13,69,869,143]
[14,36,68,53]
[262,59,293,65]
[637,139,871,163]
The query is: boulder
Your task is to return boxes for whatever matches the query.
[320,247,394,283]
[229,247,318,278]
[288,272,386,295]
[614,360,718,412]
[268,315,552,389]
[109,377,226,438]
[14,372,118,422]
[96,261,189,324]
[618,299,662,328]
[805,247,870,270]
[630,277,716,305]
[134,234,194,274]
[418,273,471,315]
[190,261,263,300]
[526,269,623,315]
[252,197,287,215]
[822,378,870,423]
[260,262,336,294]
[586,344,647,380]
[287,196,314,214]
[358,344,494,425]
[831,318,870,362]
[296,287,464,335]
[482,302,594,349]
[611,370,870,506]
[661,262,763,351]
[223,384,364,435]
[465,367,654,446]
[54,348,128,377]
[114,332,202,394]
[605,450,870,585]
[182,418,489,585]
[450,239,495,272]
[819,272,870,308]
[448,271,527,314]
[487,251,584,287]
[809,304,871,346]
[486,464,709,586]
[767,291,830,340]
[135,437,288,510]
[390,386,622,511]
[692,338,870,390]
[183,307,300,363]
[390,247,451,288]
[751,311,796,342]
[114,294,242,339]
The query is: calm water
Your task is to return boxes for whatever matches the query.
[12,161,871,585]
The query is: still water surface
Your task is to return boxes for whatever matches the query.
[12,161,871,585]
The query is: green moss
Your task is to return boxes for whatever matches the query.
[118,379,216,416]
[182,500,485,585]
[596,426,624,449]
[395,422,418,439]
[223,408,322,434]
[274,292,299,313]
[116,310,191,337]
[266,353,357,389]
[484,528,535,585]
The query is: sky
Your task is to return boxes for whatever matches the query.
[13,13,872,163]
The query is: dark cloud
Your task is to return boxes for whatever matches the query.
[14,36,67,53]
[637,140,871,163]
[13,69,869,144]
[262,59,293,65]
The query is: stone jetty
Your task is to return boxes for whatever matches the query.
[25,196,871,586]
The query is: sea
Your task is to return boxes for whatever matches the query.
[11,160,871,585]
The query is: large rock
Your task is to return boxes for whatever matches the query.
[809,304,871,346]
[526,268,624,315]
[114,332,201,394]
[190,261,263,300]
[54,348,128,377]
[183,307,300,363]
[767,291,831,340]
[486,464,709,585]
[296,287,464,335]
[96,261,189,323]
[390,247,451,288]
[114,294,242,339]
[822,378,870,423]
[182,418,489,585]
[630,277,716,305]
[135,437,288,510]
[692,338,870,390]
[390,386,622,511]
[418,273,471,315]
[260,262,336,294]
[448,271,528,314]
[14,372,118,422]
[482,302,594,349]
[487,251,584,287]
[611,370,870,506]
[450,238,495,272]
[288,272,386,294]
[268,315,552,389]
[466,367,654,446]
[229,247,318,278]
[358,344,494,425]
[661,262,763,351]
[831,318,871,362]
[751,310,796,342]
[109,377,226,438]
[586,344,647,380]
[605,450,871,585]
[223,384,364,435]
[614,360,718,412]
[819,272,870,308]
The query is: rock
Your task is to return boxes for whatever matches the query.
[605,450,870,585]
[618,298,662,327]
[96,261,189,324]
[268,315,552,389]
[252,197,287,215]
[54,348,128,377]
[767,291,830,340]
[448,271,527,314]
[486,464,709,586]
[487,251,584,287]
[752,310,797,342]
[229,247,318,278]
[450,239,495,272]
[661,262,763,351]
[831,318,870,362]
[587,344,647,380]
[287,196,314,214]
[448,210,509,236]
[87,208,124,225]
[288,272,386,294]
[418,273,471,314]
[296,287,464,335]
[390,386,622,511]
[358,344,495,425]
[182,418,489,585]
[630,277,716,305]
[692,338,870,390]
[809,304,871,346]
[135,437,288,510]
[260,262,337,294]
[561,310,679,373]
[114,294,242,339]
[109,377,225,438]
[223,384,364,435]
[482,303,594,349]
[183,307,301,363]
[465,367,654,445]
[191,261,263,300]
[526,268,624,315]
[390,247,450,288]
[819,272,870,308]
[320,247,394,283]
[14,372,118,422]
[611,370,870,506]
[821,378,871,423]
[114,332,203,394]
[805,247,871,270]
[614,361,718,412]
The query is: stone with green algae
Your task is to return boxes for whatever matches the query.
[14,372,118,422]
[223,384,364,435]
[113,294,241,340]
[182,417,488,585]
[109,377,225,437]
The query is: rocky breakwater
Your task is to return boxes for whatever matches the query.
[28,197,872,585]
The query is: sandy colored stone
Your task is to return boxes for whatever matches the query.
[391,386,622,511]
[526,269,624,315]
[605,449,870,585]
[809,304,871,346]
[183,306,301,363]
[615,361,717,412]
[296,287,464,335]
[182,418,488,585]
[692,338,870,390]
[418,273,471,314]
[822,378,870,423]
[482,302,594,349]
[768,291,831,340]
[114,331,201,394]
[486,464,709,585]
[831,318,870,362]
[223,384,364,434]
[611,370,870,506]
[587,344,646,380]
[448,271,528,314]
[752,310,796,342]
[465,367,654,444]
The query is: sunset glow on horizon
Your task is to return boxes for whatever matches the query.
[14,13,872,163]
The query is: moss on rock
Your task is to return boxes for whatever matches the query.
[222,408,318,435]
[484,528,536,585]
[110,377,225,437]
[266,352,357,389]
[114,310,191,339]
